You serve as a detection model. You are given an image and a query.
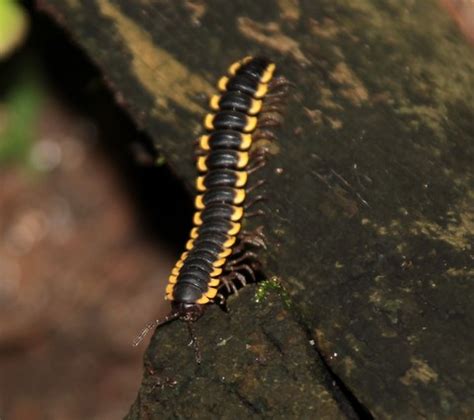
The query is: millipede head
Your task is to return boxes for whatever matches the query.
[133,303,205,345]
[133,302,207,363]
[172,301,207,322]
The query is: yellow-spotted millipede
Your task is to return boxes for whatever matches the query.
[134,56,289,362]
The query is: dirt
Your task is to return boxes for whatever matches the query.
[0,91,179,420]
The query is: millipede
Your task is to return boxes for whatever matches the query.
[134,56,289,362]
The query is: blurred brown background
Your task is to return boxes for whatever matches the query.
[0,3,193,419]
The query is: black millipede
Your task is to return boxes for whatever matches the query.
[134,56,289,362]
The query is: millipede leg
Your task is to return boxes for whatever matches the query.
[221,275,239,295]
[220,271,248,292]
[266,89,289,99]
[249,146,271,168]
[216,293,226,306]
[258,112,284,127]
[264,94,286,107]
[233,271,248,287]
[244,195,265,209]
[247,157,266,174]
[246,179,266,193]
[219,273,237,296]
[249,146,268,158]
[194,149,207,159]
[244,209,266,218]
[227,250,260,265]
[227,264,256,282]
[259,103,285,113]
[268,75,294,93]
[253,128,277,142]
[235,226,267,250]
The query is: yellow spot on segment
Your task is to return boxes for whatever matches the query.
[244,116,258,132]
[195,194,205,210]
[233,189,246,205]
[193,212,202,225]
[228,61,242,76]
[249,99,263,115]
[223,236,236,248]
[218,76,229,91]
[208,278,220,287]
[204,113,215,130]
[209,95,221,110]
[240,134,252,150]
[231,206,244,221]
[237,152,249,168]
[180,251,188,260]
[255,83,268,98]
[219,248,232,258]
[228,222,241,236]
[172,267,180,276]
[211,267,222,277]
[261,63,276,83]
[197,156,207,172]
[228,56,252,75]
[168,275,177,284]
[235,171,248,187]
[213,258,226,268]
[199,135,210,151]
[196,295,210,304]
[196,176,206,192]
[98,0,213,120]
[166,284,174,294]
[190,227,199,239]
[205,288,218,298]
[186,239,194,251]
[176,260,185,268]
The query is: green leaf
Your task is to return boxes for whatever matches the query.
[0,1,29,59]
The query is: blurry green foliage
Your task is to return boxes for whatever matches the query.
[0,2,43,167]
[0,1,29,59]
[0,63,43,165]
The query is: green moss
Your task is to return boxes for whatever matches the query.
[254,277,292,308]
[334,0,474,140]
[155,154,166,166]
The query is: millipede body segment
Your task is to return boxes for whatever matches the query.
[163,56,276,321]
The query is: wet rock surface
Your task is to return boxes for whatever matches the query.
[40,0,474,417]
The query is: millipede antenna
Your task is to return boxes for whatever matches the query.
[187,321,202,364]
[133,311,180,347]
